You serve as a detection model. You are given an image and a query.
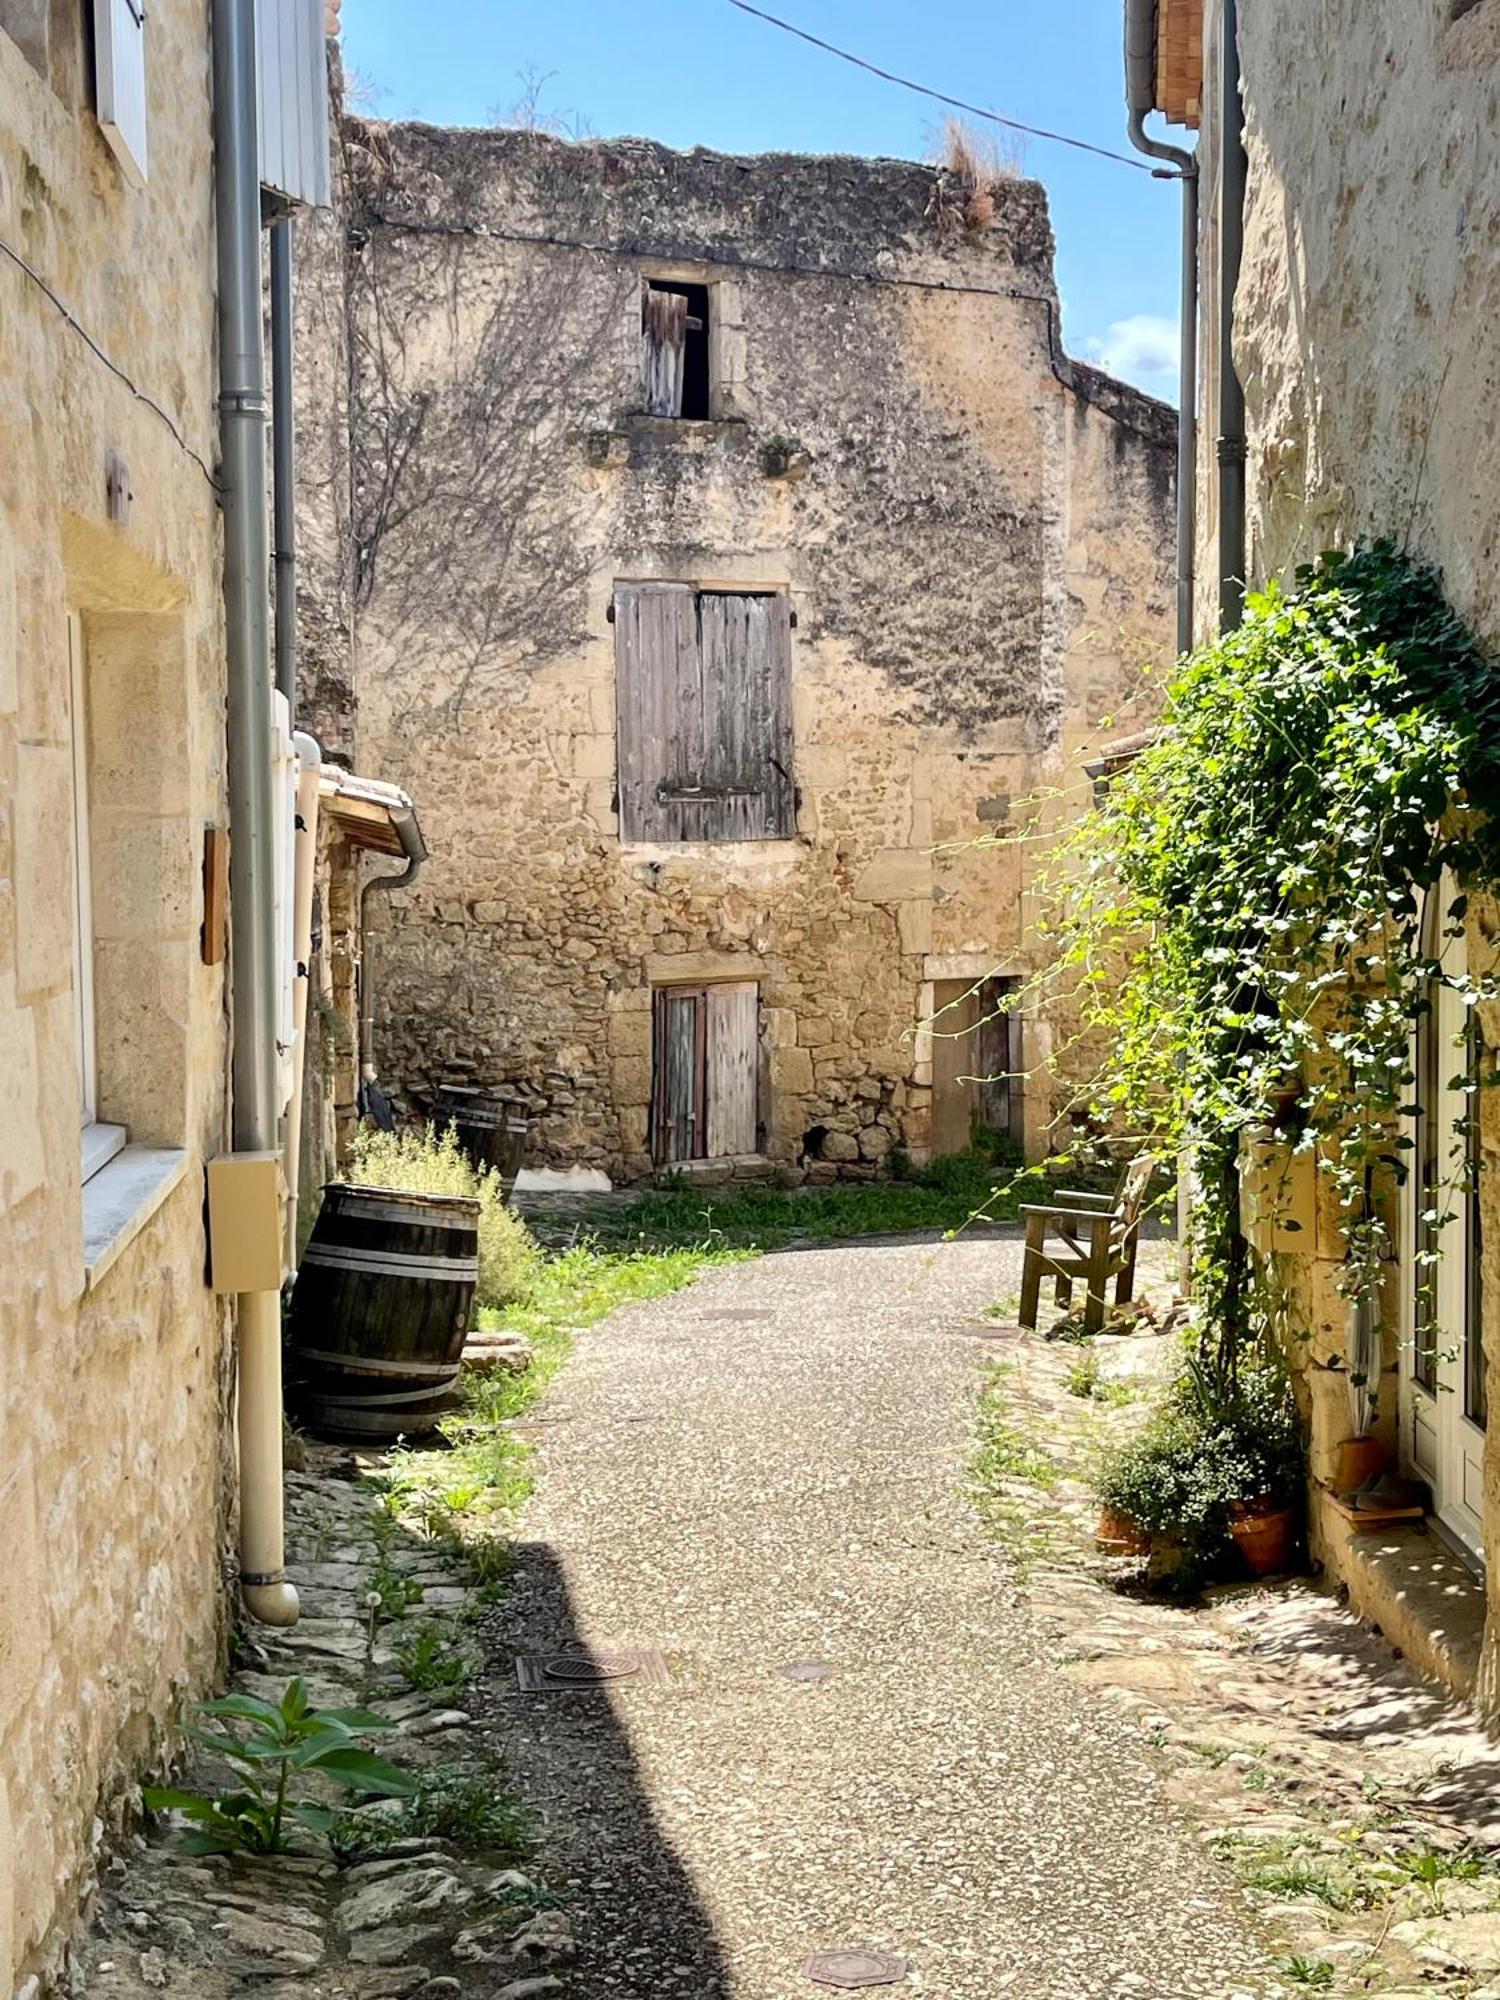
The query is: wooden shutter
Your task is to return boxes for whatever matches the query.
[706,982,758,1157]
[696,592,795,840]
[94,0,149,185]
[642,287,687,417]
[615,583,699,842]
[651,988,706,1163]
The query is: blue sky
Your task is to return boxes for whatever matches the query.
[341,0,1185,403]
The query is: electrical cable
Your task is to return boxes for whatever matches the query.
[724,0,1156,174]
[0,232,221,491]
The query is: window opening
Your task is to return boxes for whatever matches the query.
[651,981,758,1163]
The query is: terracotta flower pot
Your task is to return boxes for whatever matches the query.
[1095,1506,1150,1557]
[1331,1434,1386,1493]
[1229,1500,1295,1578]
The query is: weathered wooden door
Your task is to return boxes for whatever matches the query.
[651,982,759,1163]
[652,987,706,1164]
[705,981,758,1156]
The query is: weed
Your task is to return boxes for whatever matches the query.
[333,1763,536,1861]
[350,1123,542,1310]
[1241,1857,1357,1911]
[1392,1842,1485,1906]
[367,1557,424,1620]
[395,1622,471,1692]
[1273,1956,1334,1989]
[971,1367,1057,1492]
[144,1678,412,1856]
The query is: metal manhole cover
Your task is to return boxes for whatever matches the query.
[516,1649,672,1692]
[802,1949,909,1989]
[779,1660,836,1683]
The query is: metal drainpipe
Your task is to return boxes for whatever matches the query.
[213,0,298,1627]
[1124,0,1198,658]
[1217,0,1248,631]
[269,216,297,713]
[359,810,428,1094]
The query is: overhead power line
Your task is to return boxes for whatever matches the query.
[724,0,1154,174]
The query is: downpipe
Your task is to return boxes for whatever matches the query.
[283,735,322,1272]
[213,0,297,1625]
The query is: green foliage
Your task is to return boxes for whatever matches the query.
[1392,1842,1485,1907]
[971,1366,1057,1492]
[1092,1364,1302,1579]
[333,1762,537,1861]
[1063,1349,1136,1405]
[350,1123,542,1311]
[577,1151,1052,1253]
[395,1621,472,1691]
[1037,542,1500,1382]
[143,1677,413,1856]
[1273,1955,1335,1989]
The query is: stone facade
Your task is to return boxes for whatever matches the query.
[1181,0,1500,1704]
[0,0,238,1985]
[301,124,1175,1182]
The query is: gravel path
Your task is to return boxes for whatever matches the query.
[477,1235,1269,2000]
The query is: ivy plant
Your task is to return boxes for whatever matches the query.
[144,1676,414,1856]
[1034,542,1500,1387]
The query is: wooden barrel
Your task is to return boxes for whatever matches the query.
[287,1183,479,1441]
[431,1090,528,1197]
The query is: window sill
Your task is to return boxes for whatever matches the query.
[83,1145,191,1293]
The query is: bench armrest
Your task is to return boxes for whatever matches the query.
[1053,1189,1114,1210]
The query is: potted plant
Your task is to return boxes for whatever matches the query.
[1093,1360,1304,1587]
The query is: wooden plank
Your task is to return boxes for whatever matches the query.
[696,592,795,841]
[706,981,758,1157]
[930,979,979,1157]
[642,288,687,417]
[653,988,704,1163]
[615,583,696,841]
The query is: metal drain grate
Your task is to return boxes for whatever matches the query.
[802,1949,909,1990]
[779,1660,836,1683]
[515,1649,672,1692]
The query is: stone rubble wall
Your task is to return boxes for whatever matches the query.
[0,0,238,1986]
[299,124,1176,1183]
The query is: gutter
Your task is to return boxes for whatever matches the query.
[1124,0,1198,658]
[213,0,298,1627]
[1216,0,1248,631]
[358,805,428,1099]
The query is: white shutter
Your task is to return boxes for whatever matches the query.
[94,0,148,186]
[256,0,332,209]
[271,693,298,1112]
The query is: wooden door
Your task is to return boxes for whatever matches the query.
[706,981,758,1156]
[931,980,979,1157]
[651,988,705,1164]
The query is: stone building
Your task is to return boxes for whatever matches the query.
[308,122,1177,1184]
[1128,0,1500,1705]
[0,0,329,1983]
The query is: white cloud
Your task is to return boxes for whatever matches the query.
[1081,314,1180,403]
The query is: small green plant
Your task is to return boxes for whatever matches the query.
[396,1622,472,1691]
[368,1556,424,1619]
[1242,1857,1356,1911]
[333,1764,536,1860]
[1274,1956,1335,1989]
[971,1367,1056,1491]
[1392,1842,1485,1906]
[144,1678,413,1856]
[1064,1350,1137,1405]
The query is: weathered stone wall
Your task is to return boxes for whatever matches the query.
[0,1,235,1983]
[313,126,1175,1180]
[1193,0,1500,1704]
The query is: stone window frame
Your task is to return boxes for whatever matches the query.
[65,609,126,1182]
[634,260,748,425]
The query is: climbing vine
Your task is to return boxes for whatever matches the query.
[1036,542,1500,1383]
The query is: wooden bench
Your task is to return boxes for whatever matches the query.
[1018,1156,1155,1335]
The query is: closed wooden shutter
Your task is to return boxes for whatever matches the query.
[642,288,688,417]
[697,592,795,839]
[615,583,699,842]
[705,982,758,1156]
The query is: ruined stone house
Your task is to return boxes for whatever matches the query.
[299,121,1177,1184]
[1130,0,1500,1707]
